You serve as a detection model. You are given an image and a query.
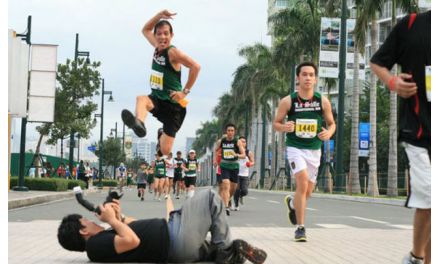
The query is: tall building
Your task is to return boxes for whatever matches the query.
[131,132,149,161]
[185,137,196,155]
[148,142,156,162]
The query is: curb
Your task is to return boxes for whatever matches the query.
[8,188,100,210]
[249,188,406,206]
[8,192,74,210]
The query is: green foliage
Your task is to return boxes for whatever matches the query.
[93,179,118,187]
[93,137,125,167]
[37,57,101,146]
[192,120,222,156]
[67,180,87,190]
[10,177,69,191]
[343,83,408,174]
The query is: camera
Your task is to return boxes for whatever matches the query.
[73,186,123,215]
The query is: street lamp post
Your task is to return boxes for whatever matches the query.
[110,122,118,178]
[122,124,125,154]
[14,16,32,192]
[95,78,113,188]
[69,33,91,176]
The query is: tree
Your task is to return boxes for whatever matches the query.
[93,137,125,177]
[33,58,101,169]
[192,119,222,156]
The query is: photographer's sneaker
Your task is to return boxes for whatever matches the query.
[121,109,146,138]
[215,239,267,264]
[284,194,297,225]
[295,226,307,242]
[402,252,424,264]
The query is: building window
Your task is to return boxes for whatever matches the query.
[275,0,288,8]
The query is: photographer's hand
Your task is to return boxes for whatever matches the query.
[96,203,117,223]
[109,199,122,221]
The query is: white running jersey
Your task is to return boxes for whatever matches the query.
[166,158,174,177]
[238,156,250,177]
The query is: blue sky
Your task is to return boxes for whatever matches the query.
[8,0,271,152]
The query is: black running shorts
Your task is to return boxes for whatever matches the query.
[184,176,196,188]
[174,172,184,181]
[137,183,147,189]
[221,168,239,183]
[148,95,186,138]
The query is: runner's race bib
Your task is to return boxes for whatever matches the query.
[189,163,197,170]
[223,149,235,159]
[426,66,431,102]
[158,168,165,175]
[295,119,318,138]
[150,70,164,90]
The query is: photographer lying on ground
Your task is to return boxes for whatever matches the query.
[57,188,267,263]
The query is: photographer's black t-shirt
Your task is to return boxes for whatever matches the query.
[86,218,169,263]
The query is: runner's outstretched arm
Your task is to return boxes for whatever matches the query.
[142,10,176,47]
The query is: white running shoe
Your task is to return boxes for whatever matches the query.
[402,253,424,264]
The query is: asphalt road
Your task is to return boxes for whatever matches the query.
[8,186,414,230]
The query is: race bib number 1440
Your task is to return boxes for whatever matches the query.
[295,119,318,138]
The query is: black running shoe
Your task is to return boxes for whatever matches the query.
[121,109,146,137]
[284,195,297,225]
[226,208,231,216]
[233,239,267,264]
[295,226,307,242]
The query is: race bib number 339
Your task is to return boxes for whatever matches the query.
[150,70,164,90]
[295,119,318,138]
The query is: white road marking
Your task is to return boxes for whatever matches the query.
[267,200,280,204]
[306,207,317,211]
[248,197,257,200]
[315,224,352,229]
[350,216,389,224]
[389,224,413,230]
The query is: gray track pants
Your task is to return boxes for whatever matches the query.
[167,188,232,262]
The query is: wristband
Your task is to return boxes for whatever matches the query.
[387,76,398,91]
[121,214,126,223]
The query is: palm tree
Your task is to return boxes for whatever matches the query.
[356,0,388,196]
[349,0,371,194]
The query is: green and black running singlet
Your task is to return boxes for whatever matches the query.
[220,137,240,170]
[286,91,323,150]
[154,159,166,177]
[174,158,184,175]
[185,158,198,177]
[150,46,182,103]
